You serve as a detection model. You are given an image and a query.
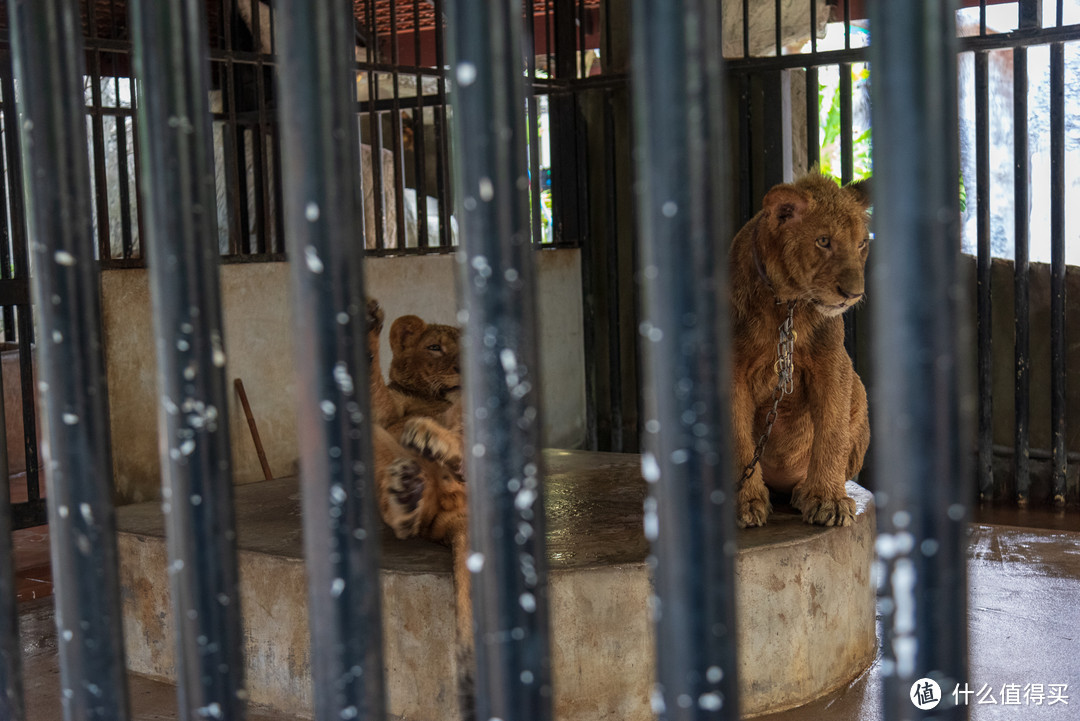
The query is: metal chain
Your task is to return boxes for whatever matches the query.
[739,300,797,488]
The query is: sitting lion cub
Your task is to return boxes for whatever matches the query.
[365,300,475,719]
[730,172,871,528]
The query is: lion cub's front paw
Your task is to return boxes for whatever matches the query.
[366,297,385,335]
[736,481,772,528]
[386,458,425,537]
[401,417,462,475]
[791,484,856,527]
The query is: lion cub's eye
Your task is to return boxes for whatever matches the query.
[427,344,443,353]
[859,237,869,249]
[816,236,831,249]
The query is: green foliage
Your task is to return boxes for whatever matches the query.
[818,64,872,182]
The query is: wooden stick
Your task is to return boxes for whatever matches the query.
[234,378,273,481]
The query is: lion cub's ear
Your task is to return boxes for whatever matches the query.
[390,315,427,355]
[844,177,872,210]
[762,185,809,227]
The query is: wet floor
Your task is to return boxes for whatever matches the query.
[756,519,1080,721]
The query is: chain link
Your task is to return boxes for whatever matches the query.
[739,300,797,488]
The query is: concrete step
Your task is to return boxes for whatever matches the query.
[116,450,876,720]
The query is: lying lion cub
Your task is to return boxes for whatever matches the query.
[730,172,871,528]
[365,300,475,719]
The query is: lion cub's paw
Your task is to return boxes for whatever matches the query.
[791,485,856,527]
[401,417,463,475]
[386,458,425,537]
[736,482,772,528]
[366,297,385,335]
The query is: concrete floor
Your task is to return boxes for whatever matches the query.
[756,515,1080,721]
[10,500,1080,720]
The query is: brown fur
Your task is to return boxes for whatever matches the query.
[730,173,871,528]
[365,300,474,718]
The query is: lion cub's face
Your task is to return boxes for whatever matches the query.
[760,174,871,317]
[388,315,461,399]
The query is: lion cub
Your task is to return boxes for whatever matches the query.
[730,172,871,528]
[365,300,474,718]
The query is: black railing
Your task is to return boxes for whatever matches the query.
[9,2,132,719]
[128,1,246,717]
[868,3,970,721]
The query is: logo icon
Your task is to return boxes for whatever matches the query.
[911,678,942,710]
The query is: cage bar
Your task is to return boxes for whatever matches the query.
[128,1,247,717]
[444,0,554,716]
[603,87,625,453]
[867,1,969,720]
[975,49,994,501]
[630,1,740,719]
[1049,41,1066,505]
[805,66,820,170]
[1013,45,1031,504]
[8,1,132,718]
[274,0,387,719]
[0,386,22,720]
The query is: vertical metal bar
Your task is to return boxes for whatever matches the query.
[742,0,750,57]
[603,88,624,452]
[843,0,851,49]
[0,55,17,341]
[762,70,792,188]
[867,2,968,720]
[128,2,247,718]
[805,66,819,170]
[445,0,552,716]
[1013,46,1030,504]
[577,0,586,79]
[433,0,453,247]
[528,93,542,246]
[8,1,132,719]
[1019,0,1043,28]
[412,0,430,248]
[631,1,739,719]
[0,383,23,720]
[1049,41,1065,506]
[0,50,39,514]
[839,63,853,185]
[810,0,818,53]
[975,50,994,502]
[86,3,113,261]
[275,0,386,719]
[737,74,753,222]
[775,0,782,56]
[116,112,134,259]
[980,0,987,35]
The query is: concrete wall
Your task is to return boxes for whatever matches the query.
[101,249,586,503]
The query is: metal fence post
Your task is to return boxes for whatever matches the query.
[630,1,740,719]
[867,1,970,719]
[444,0,554,717]
[128,1,247,718]
[7,1,132,719]
[274,1,387,719]
[0,385,22,720]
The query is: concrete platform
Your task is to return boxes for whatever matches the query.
[116,449,876,720]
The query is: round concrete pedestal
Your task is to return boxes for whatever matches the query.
[117,449,876,720]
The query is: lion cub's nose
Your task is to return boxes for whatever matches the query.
[837,285,863,300]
